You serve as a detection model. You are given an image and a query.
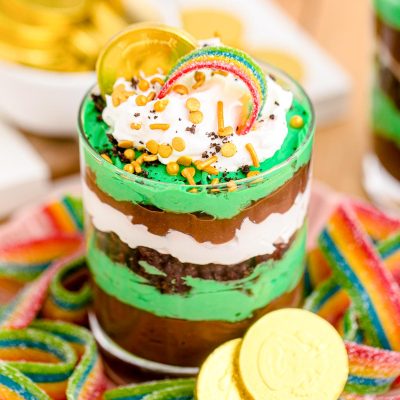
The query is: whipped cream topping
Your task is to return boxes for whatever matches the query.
[102,70,293,172]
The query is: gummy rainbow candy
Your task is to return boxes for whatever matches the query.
[319,204,400,351]
[158,46,267,135]
[42,260,91,325]
[344,342,400,396]
[0,247,85,330]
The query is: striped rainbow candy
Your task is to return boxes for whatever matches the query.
[0,246,85,330]
[319,204,400,351]
[344,342,400,396]
[157,46,267,135]
[33,321,106,400]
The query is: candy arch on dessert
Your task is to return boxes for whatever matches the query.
[157,46,267,135]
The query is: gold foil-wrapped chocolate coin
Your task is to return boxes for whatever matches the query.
[239,309,349,400]
[96,23,197,96]
[196,338,245,400]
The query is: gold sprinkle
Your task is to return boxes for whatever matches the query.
[124,149,135,161]
[247,171,260,177]
[217,101,224,132]
[290,115,304,129]
[245,143,260,167]
[227,180,237,192]
[123,164,134,174]
[166,161,179,176]
[189,110,203,124]
[136,153,145,165]
[138,79,150,91]
[173,84,189,95]
[172,137,186,152]
[186,97,200,112]
[221,143,237,158]
[203,166,219,175]
[214,70,228,76]
[154,99,169,112]
[146,140,159,155]
[150,77,164,86]
[143,154,158,162]
[112,84,134,107]
[210,178,220,192]
[117,140,134,149]
[131,161,142,174]
[130,123,142,130]
[188,188,198,193]
[147,91,156,101]
[177,156,192,167]
[150,123,170,131]
[135,95,148,106]
[219,126,233,137]
[101,153,112,163]
[158,144,173,158]
[181,167,196,185]
[193,71,206,89]
[197,155,218,170]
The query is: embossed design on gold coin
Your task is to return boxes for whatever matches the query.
[196,338,245,400]
[239,309,349,400]
[96,23,198,96]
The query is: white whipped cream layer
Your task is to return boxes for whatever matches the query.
[102,71,293,172]
[83,181,310,265]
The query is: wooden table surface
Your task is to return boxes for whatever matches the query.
[24,0,371,197]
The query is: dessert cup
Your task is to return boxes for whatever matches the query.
[79,63,315,378]
[363,0,400,214]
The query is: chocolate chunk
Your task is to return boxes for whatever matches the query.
[91,93,106,113]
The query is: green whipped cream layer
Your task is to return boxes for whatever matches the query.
[80,97,313,219]
[372,85,400,148]
[87,224,306,322]
[374,0,400,29]
[82,95,310,185]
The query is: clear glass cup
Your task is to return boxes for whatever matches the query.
[363,0,400,214]
[78,64,315,380]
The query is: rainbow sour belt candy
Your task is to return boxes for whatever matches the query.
[158,46,267,135]
[319,204,400,351]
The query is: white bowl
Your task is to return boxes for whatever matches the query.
[0,0,182,138]
[0,61,95,138]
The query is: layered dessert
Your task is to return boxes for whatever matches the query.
[365,1,400,211]
[373,4,400,180]
[79,25,314,372]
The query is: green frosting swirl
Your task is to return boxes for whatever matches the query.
[87,224,306,322]
[374,0,400,29]
[372,85,400,147]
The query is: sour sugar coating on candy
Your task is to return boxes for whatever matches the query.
[157,46,267,135]
[319,204,400,351]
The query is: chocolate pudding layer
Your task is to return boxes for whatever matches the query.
[374,133,400,181]
[92,278,303,367]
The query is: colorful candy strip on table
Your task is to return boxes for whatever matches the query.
[0,321,106,400]
[105,378,195,400]
[0,247,85,330]
[158,46,267,135]
[42,261,91,325]
[344,342,400,396]
[318,204,400,351]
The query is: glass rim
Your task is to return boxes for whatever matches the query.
[77,61,315,189]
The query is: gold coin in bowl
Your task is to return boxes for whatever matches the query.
[96,23,198,96]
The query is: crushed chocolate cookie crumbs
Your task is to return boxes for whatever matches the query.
[134,113,140,117]
[185,125,196,134]
[269,74,276,81]
[96,115,103,122]
[269,114,275,120]
[201,151,208,159]
[275,101,280,106]
[131,77,139,89]
[241,165,250,175]
[91,93,106,113]
[107,134,118,145]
